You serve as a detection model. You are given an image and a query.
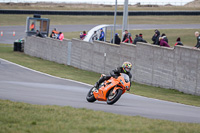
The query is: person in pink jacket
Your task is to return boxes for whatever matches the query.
[159,37,170,47]
[59,32,64,41]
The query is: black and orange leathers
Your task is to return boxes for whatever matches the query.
[93,73,130,101]
[96,67,132,88]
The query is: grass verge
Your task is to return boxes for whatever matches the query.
[1,44,200,132]
[1,100,200,133]
[0,44,200,107]
[1,14,200,26]
[0,3,200,11]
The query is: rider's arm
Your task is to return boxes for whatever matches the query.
[128,73,132,88]
[110,67,120,78]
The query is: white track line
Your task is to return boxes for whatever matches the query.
[0,58,93,87]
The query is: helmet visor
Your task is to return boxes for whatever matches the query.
[125,67,131,72]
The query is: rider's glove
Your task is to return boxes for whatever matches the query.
[114,75,118,79]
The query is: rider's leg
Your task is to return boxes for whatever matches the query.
[94,76,111,89]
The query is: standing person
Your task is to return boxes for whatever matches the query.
[56,32,61,40]
[52,28,59,34]
[122,30,132,43]
[159,37,170,47]
[59,32,64,41]
[152,29,160,45]
[111,33,121,45]
[161,33,168,43]
[80,31,87,40]
[133,34,147,45]
[92,31,98,41]
[30,22,35,31]
[194,31,200,49]
[139,33,143,38]
[35,30,43,38]
[174,37,183,46]
[50,31,56,39]
[99,28,105,41]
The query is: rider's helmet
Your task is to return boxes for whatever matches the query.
[122,61,132,73]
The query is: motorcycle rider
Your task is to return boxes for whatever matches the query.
[94,61,132,90]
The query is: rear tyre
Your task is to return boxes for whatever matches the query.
[107,89,123,105]
[86,87,96,102]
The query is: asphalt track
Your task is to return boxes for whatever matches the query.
[1,58,200,123]
[1,24,200,44]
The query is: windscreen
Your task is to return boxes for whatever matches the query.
[121,73,130,83]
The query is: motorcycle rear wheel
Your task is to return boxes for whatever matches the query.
[107,89,123,105]
[86,87,96,102]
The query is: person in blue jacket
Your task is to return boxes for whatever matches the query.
[99,28,105,41]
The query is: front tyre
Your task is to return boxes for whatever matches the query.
[86,87,96,102]
[107,89,123,105]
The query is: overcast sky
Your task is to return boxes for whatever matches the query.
[0,0,194,5]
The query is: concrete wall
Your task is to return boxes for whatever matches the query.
[174,46,200,95]
[24,36,71,65]
[24,36,200,96]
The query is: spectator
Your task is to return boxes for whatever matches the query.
[174,37,183,46]
[161,33,168,43]
[92,31,98,41]
[159,37,170,47]
[152,29,160,45]
[30,22,35,31]
[36,30,43,38]
[122,30,133,43]
[57,32,60,39]
[80,31,87,40]
[111,33,121,45]
[133,34,147,45]
[52,28,59,34]
[59,32,64,41]
[99,28,105,41]
[50,31,56,39]
[194,31,200,49]
[139,33,143,38]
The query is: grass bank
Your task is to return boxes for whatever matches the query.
[1,100,200,133]
[1,14,200,26]
[1,44,200,132]
[0,3,200,11]
[0,44,200,107]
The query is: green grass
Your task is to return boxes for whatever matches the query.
[1,100,200,133]
[1,14,200,26]
[1,3,200,11]
[0,44,200,107]
[1,44,200,132]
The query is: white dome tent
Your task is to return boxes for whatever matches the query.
[83,24,117,43]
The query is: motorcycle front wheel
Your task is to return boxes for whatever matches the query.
[86,87,96,102]
[107,89,123,105]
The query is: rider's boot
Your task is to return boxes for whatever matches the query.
[94,82,99,90]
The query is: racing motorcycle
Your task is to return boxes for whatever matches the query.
[86,73,130,105]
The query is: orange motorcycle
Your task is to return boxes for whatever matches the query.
[86,73,130,105]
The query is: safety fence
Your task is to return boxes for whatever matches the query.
[1,10,200,16]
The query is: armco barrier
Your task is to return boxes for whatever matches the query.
[24,36,200,96]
